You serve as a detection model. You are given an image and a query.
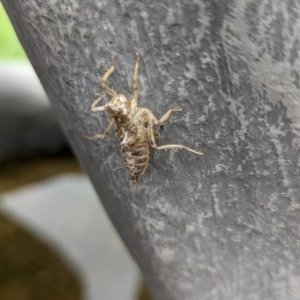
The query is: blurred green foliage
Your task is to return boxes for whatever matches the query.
[0,3,27,60]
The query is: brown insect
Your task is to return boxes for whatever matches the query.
[87,53,204,184]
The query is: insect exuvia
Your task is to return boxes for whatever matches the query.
[87,52,204,184]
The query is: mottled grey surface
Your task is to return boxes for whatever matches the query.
[0,63,67,160]
[2,1,300,299]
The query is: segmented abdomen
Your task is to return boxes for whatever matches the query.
[114,110,151,184]
[121,142,149,185]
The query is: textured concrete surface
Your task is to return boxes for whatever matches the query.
[0,63,67,160]
[2,1,300,299]
[1,174,140,300]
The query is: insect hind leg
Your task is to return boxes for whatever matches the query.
[148,122,204,155]
[155,144,204,155]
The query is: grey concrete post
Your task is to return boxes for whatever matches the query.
[3,1,300,299]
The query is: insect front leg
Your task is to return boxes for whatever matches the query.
[87,119,114,140]
[101,56,117,96]
[147,119,204,155]
[131,52,140,109]
[90,92,107,112]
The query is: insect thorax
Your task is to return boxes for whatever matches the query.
[114,109,149,144]
[106,94,132,121]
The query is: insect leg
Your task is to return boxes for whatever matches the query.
[131,52,140,109]
[148,121,204,155]
[148,123,157,148]
[101,56,117,96]
[86,119,114,140]
[90,93,107,112]
[145,108,183,125]
[155,108,183,124]
[155,144,204,155]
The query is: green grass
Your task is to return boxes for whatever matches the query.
[0,3,28,60]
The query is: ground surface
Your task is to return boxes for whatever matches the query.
[0,156,82,300]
